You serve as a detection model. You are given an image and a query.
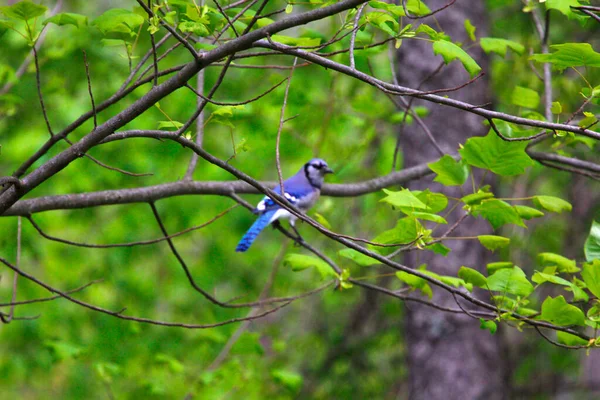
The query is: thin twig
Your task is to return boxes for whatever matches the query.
[32,46,53,137]
[27,205,236,248]
[149,0,159,87]
[1,217,21,323]
[214,0,240,37]
[82,50,97,130]
[184,69,205,180]
[0,279,101,307]
[184,77,286,107]
[0,254,290,329]
[488,118,549,142]
[136,0,198,59]
[275,58,298,195]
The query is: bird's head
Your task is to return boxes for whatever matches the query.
[304,158,333,188]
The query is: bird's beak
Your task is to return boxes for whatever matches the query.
[324,166,334,174]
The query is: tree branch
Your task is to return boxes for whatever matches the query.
[3,157,434,216]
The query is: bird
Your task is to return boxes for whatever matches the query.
[236,158,334,252]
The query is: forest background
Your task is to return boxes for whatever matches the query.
[1,0,600,399]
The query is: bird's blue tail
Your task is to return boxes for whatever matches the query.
[236,210,276,252]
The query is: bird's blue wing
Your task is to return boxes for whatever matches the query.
[253,188,307,214]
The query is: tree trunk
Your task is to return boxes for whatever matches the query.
[396,2,507,399]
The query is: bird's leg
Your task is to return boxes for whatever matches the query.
[290,220,305,247]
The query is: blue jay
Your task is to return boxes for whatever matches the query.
[236,158,334,252]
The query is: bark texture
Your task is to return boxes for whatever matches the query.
[396,2,507,399]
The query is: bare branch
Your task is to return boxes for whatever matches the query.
[3,154,435,216]
[349,3,367,70]
[253,40,600,141]
[27,205,237,248]
[0,255,291,328]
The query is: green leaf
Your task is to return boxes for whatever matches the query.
[514,205,544,220]
[313,212,331,229]
[155,354,184,373]
[545,0,588,21]
[537,252,579,273]
[487,266,534,297]
[551,101,563,114]
[412,190,448,213]
[557,331,588,346]
[211,104,245,118]
[338,248,380,267]
[94,362,121,384]
[404,0,431,16]
[416,24,440,40]
[93,9,144,35]
[370,217,422,249]
[284,254,335,279]
[584,220,600,261]
[365,12,399,37]
[368,1,407,17]
[178,20,209,37]
[532,272,588,302]
[471,199,526,229]
[511,86,540,109]
[271,34,321,47]
[157,120,183,130]
[530,43,600,70]
[420,269,472,291]
[458,266,488,288]
[479,319,497,334]
[285,4,293,14]
[540,296,585,326]
[43,12,88,28]
[579,111,598,128]
[427,155,469,186]
[480,37,524,57]
[425,242,451,256]
[380,188,428,209]
[44,340,84,361]
[272,369,303,393]
[396,271,432,298]
[410,212,447,224]
[487,261,514,274]
[100,39,125,47]
[460,131,535,176]
[432,40,481,78]
[0,20,13,39]
[462,191,494,205]
[533,195,572,213]
[581,260,600,298]
[478,235,511,251]
[464,19,476,41]
[0,1,47,21]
